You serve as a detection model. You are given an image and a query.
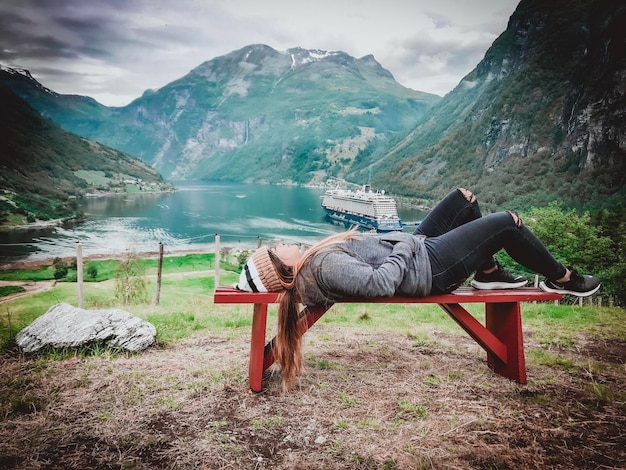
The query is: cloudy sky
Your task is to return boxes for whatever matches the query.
[0,0,520,107]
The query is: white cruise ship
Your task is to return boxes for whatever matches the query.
[321,184,403,232]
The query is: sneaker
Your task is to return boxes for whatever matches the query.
[471,263,528,290]
[539,267,600,297]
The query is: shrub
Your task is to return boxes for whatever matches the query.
[87,265,98,280]
[53,266,68,280]
[114,253,147,305]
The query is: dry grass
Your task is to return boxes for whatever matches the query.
[1,322,625,470]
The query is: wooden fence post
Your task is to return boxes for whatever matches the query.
[76,241,83,308]
[215,234,220,288]
[154,242,163,305]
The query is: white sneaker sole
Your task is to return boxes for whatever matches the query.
[471,279,528,290]
[539,281,601,297]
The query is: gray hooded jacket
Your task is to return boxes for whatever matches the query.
[296,232,431,307]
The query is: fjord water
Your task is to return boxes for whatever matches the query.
[0,182,427,263]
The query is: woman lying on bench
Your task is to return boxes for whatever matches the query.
[234,188,600,389]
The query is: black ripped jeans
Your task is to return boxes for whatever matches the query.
[415,188,567,294]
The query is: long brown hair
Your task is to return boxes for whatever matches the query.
[272,229,360,390]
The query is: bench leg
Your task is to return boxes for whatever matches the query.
[252,305,332,392]
[249,303,268,392]
[440,302,526,384]
[439,303,507,364]
[485,302,527,384]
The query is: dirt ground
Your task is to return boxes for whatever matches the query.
[1,322,624,470]
[0,281,56,304]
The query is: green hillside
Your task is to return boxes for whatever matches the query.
[370,0,625,212]
[0,85,173,226]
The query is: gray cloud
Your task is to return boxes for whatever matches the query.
[0,0,520,105]
[2,4,111,62]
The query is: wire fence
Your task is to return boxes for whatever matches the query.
[1,236,614,309]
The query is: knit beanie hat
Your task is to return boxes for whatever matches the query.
[235,246,284,292]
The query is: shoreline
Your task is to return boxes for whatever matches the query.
[0,188,177,233]
[0,217,77,233]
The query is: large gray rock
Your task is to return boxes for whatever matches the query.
[16,303,156,353]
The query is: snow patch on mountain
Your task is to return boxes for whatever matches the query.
[283,47,339,69]
[0,64,58,97]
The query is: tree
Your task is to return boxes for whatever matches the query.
[114,252,147,305]
[592,208,626,306]
[522,203,612,274]
[497,202,618,303]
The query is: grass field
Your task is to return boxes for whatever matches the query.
[0,256,624,469]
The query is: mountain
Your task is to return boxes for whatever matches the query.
[370,0,625,211]
[2,0,623,212]
[0,85,173,226]
[0,65,112,133]
[1,46,440,184]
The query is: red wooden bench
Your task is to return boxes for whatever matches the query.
[213,286,561,392]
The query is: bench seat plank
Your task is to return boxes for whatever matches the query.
[213,286,561,392]
[213,286,558,304]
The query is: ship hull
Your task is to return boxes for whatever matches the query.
[322,207,403,232]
